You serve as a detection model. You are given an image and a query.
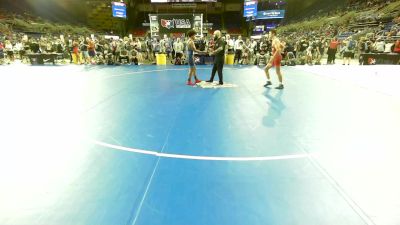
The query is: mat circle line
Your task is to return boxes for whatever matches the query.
[91,139,309,162]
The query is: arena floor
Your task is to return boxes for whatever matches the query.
[0,64,399,225]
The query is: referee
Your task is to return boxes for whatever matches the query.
[206,30,226,85]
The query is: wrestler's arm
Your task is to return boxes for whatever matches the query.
[274,40,282,56]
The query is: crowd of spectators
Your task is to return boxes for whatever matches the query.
[278,21,400,65]
[1,27,399,66]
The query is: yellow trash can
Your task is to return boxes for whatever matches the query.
[156,54,167,65]
[225,54,234,65]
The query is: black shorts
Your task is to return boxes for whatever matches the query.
[343,51,354,58]
[89,50,96,57]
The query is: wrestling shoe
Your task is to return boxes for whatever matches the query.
[187,81,195,86]
[275,84,284,90]
[195,79,202,84]
[264,81,272,87]
[206,80,213,83]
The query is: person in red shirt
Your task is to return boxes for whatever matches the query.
[394,40,400,65]
[327,37,340,64]
[72,39,81,64]
[0,41,4,64]
[394,39,400,54]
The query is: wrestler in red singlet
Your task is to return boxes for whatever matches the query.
[264,29,284,89]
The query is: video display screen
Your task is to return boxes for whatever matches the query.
[253,25,264,32]
[256,10,285,19]
[112,2,126,18]
[244,0,258,17]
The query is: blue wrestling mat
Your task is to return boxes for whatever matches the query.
[0,64,399,225]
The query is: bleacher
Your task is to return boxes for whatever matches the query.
[205,14,222,30]
[224,12,243,35]
[349,21,380,29]
[384,21,395,31]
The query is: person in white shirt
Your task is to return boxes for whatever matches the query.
[133,38,142,63]
[173,38,184,61]
[306,44,313,65]
[242,38,251,65]
[342,36,356,65]
[234,35,243,64]
[226,34,234,54]
[164,36,172,59]
[374,39,385,53]
[159,34,168,54]
[4,40,14,62]
[250,38,257,62]
[14,41,23,51]
[384,40,394,53]
[14,41,24,61]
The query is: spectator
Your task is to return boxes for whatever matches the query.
[88,38,96,64]
[173,38,184,65]
[226,34,234,54]
[119,46,129,64]
[373,38,385,53]
[384,39,394,53]
[152,38,160,60]
[250,38,257,62]
[4,39,14,62]
[314,38,324,65]
[234,35,243,64]
[129,48,139,65]
[394,39,400,54]
[14,39,24,61]
[305,41,314,65]
[242,38,251,65]
[0,40,5,64]
[342,36,356,65]
[81,38,89,64]
[327,37,340,64]
[72,39,81,64]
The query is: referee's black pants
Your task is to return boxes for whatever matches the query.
[209,57,224,85]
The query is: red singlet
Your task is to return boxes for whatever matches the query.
[272,48,282,67]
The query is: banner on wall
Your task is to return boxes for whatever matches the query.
[149,14,203,38]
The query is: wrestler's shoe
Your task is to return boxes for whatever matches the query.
[264,81,272,87]
[187,81,195,86]
[206,80,213,83]
[275,84,284,89]
[195,79,202,84]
